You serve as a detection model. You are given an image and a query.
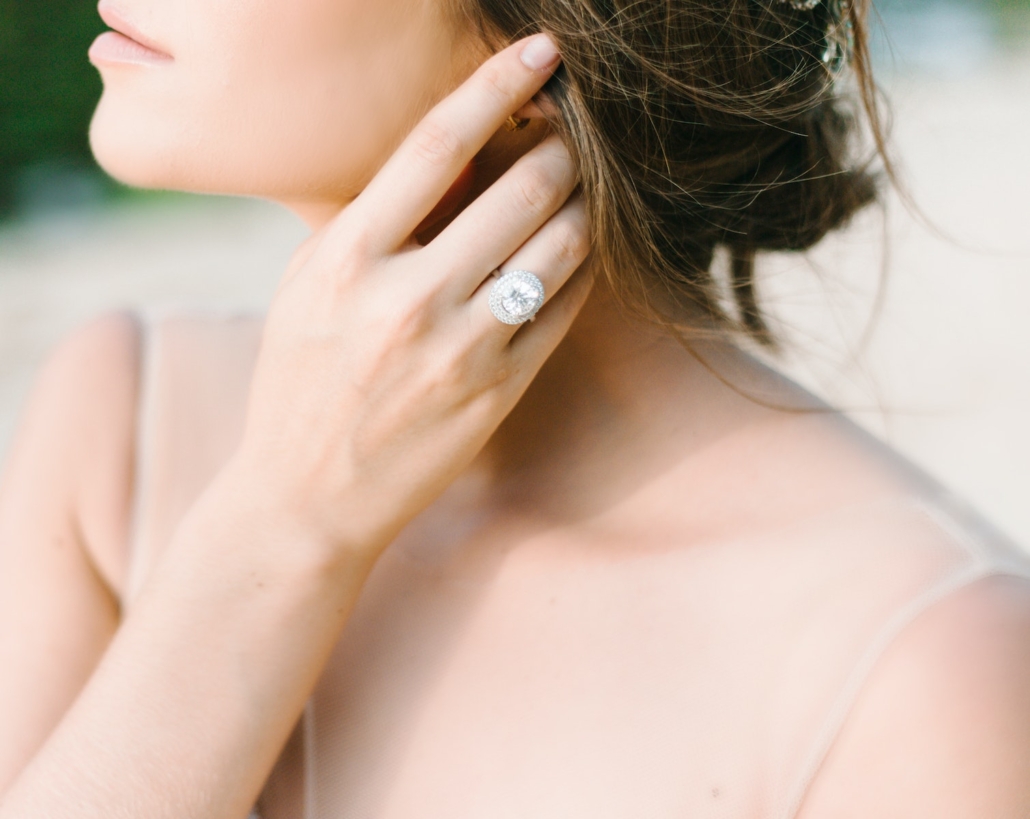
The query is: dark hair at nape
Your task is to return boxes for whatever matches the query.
[453,0,901,356]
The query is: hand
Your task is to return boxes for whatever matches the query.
[226,33,593,571]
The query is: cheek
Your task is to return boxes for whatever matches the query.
[90,0,469,202]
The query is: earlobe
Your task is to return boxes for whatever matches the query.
[504,115,531,132]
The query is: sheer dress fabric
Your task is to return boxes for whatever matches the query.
[123,308,1030,819]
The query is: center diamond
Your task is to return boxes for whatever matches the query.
[499,278,542,317]
[489,270,546,324]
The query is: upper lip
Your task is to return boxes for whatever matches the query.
[97,1,172,57]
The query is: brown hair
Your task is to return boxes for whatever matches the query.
[454,0,893,350]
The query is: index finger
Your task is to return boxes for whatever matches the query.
[338,33,562,257]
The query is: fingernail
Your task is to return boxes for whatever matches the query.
[520,34,560,71]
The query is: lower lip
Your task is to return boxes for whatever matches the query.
[88,31,172,66]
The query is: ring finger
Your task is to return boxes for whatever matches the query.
[427,132,579,301]
[469,190,591,343]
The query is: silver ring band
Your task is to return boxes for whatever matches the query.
[488,269,545,325]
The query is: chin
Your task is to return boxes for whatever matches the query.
[89,95,264,197]
[89,96,186,191]
[89,103,360,215]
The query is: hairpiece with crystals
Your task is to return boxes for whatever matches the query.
[770,0,854,72]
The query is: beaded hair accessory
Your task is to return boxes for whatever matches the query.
[774,0,854,72]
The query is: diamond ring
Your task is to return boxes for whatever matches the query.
[488,269,546,325]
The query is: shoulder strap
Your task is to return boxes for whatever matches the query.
[124,308,161,608]
[777,561,991,818]
[122,307,263,609]
[777,499,1030,818]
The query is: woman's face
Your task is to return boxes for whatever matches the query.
[89,0,487,223]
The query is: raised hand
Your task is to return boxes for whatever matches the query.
[227,33,592,571]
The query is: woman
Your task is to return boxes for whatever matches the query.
[1,0,1029,816]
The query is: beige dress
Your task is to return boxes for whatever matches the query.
[122,308,1030,819]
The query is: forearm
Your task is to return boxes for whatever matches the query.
[0,470,370,819]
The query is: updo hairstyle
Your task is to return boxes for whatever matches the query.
[454,0,891,348]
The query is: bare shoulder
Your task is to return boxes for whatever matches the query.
[1,311,143,597]
[797,572,1030,819]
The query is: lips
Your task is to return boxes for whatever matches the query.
[94,1,173,61]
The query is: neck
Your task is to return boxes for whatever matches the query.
[273,126,811,531]
[280,115,552,240]
[473,284,786,525]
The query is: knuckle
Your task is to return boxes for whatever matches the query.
[411,117,465,168]
[478,63,520,110]
[424,346,472,396]
[385,292,434,341]
[551,220,590,267]
[323,247,370,298]
[339,235,375,274]
[322,267,357,308]
[483,361,523,408]
[437,340,507,394]
[540,132,574,159]
[482,362,513,390]
[513,163,561,214]
[324,213,377,266]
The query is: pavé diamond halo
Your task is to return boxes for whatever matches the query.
[488,269,546,325]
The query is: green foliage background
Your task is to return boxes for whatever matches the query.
[0,0,106,213]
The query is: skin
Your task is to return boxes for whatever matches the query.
[88,0,487,217]
[1,0,1030,815]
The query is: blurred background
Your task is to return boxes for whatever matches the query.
[1,0,1029,543]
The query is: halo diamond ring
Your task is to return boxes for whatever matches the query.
[488,269,546,325]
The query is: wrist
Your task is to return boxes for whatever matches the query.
[174,454,383,590]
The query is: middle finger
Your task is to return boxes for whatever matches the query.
[336,34,563,258]
[425,132,579,302]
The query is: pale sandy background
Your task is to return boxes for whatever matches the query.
[1,16,1029,546]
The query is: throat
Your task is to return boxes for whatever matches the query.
[470,289,716,521]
